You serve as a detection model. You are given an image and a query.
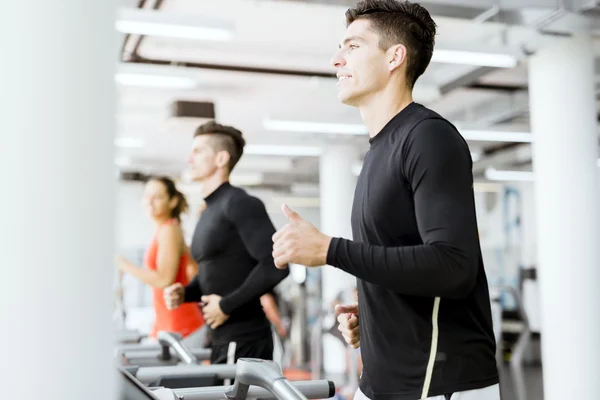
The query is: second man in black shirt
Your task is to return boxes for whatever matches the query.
[164,120,289,367]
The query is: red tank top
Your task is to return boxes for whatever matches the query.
[144,219,204,338]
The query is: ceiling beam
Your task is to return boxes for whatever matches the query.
[441,66,497,94]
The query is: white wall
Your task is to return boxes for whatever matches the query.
[115,182,153,250]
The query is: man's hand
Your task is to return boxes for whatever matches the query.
[202,294,229,329]
[164,283,185,310]
[335,302,360,349]
[272,204,332,269]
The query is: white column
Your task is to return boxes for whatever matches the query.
[528,32,600,399]
[0,2,117,400]
[319,143,359,374]
[517,182,542,334]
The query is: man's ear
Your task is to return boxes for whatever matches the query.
[215,150,231,169]
[387,44,407,72]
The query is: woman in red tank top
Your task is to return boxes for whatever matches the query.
[117,176,205,345]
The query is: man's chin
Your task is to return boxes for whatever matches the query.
[338,91,358,107]
[187,174,205,183]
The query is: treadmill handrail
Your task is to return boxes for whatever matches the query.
[118,348,211,361]
[157,331,199,365]
[173,380,336,400]
[134,364,238,385]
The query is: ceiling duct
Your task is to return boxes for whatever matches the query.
[119,171,150,182]
[170,101,216,119]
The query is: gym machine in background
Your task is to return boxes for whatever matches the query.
[117,331,211,368]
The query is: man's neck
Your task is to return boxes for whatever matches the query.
[359,84,414,138]
[200,173,229,199]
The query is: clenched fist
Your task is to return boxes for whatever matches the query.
[335,302,360,349]
[164,283,185,310]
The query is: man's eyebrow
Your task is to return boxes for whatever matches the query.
[339,36,365,48]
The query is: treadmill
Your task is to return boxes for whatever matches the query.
[117,331,211,367]
[119,358,336,400]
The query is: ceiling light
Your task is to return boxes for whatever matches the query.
[473,182,503,193]
[432,49,518,68]
[263,118,367,135]
[244,144,322,157]
[236,156,293,171]
[114,156,132,167]
[114,73,197,89]
[461,130,533,143]
[271,196,320,208]
[485,167,534,182]
[115,137,145,148]
[264,119,532,143]
[115,8,234,41]
[230,172,263,186]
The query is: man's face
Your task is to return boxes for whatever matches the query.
[330,19,391,107]
[187,135,218,182]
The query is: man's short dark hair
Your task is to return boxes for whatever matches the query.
[346,0,437,89]
[194,120,246,172]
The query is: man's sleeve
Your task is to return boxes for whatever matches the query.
[326,118,481,299]
[219,193,289,315]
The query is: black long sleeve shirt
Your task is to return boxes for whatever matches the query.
[327,102,498,399]
[184,182,289,345]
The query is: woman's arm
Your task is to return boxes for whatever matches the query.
[261,293,287,337]
[118,224,183,289]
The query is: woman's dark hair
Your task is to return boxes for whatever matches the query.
[149,176,189,220]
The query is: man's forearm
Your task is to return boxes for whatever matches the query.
[219,260,289,315]
[327,237,478,299]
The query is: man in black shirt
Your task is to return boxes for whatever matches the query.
[272,1,499,399]
[164,121,289,369]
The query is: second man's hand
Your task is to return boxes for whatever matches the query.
[164,283,184,310]
[202,294,229,329]
[272,204,332,269]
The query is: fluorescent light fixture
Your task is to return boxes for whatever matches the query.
[291,183,320,196]
[271,196,320,208]
[230,172,263,186]
[114,156,132,167]
[236,156,293,171]
[116,21,234,41]
[115,137,145,148]
[461,130,533,143]
[263,118,367,135]
[473,182,502,193]
[115,72,197,89]
[485,167,534,182]
[432,49,518,68]
[264,119,532,143]
[115,8,234,41]
[244,144,322,157]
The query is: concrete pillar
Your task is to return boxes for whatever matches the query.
[319,143,358,374]
[528,32,600,399]
[0,2,117,399]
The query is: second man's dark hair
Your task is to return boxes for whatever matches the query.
[194,120,246,172]
[346,0,437,89]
